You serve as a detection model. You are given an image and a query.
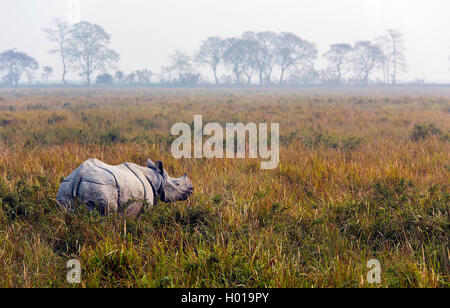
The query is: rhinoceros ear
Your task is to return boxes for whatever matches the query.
[156,161,164,173]
[147,159,156,170]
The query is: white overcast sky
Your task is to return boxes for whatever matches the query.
[1,0,449,82]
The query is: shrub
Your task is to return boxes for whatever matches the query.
[96,74,114,85]
[410,124,442,141]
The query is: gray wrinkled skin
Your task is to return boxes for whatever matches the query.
[57,158,193,218]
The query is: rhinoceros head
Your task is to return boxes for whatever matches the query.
[147,159,194,203]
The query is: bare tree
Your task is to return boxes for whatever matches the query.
[351,41,384,84]
[241,42,258,85]
[242,31,279,86]
[66,22,119,86]
[235,39,259,85]
[43,19,71,85]
[223,38,253,84]
[195,37,227,85]
[374,35,391,84]
[0,49,39,87]
[169,50,192,82]
[277,32,317,85]
[42,66,54,84]
[375,30,406,84]
[257,32,279,85]
[323,43,352,84]
[387,29,406,85]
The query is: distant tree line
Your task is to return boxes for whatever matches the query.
[0,19,408,87]
[189,30,406,86]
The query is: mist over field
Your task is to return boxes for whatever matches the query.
[2,0,450,85]
[0,0,449,290]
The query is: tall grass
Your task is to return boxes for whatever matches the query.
[0,88,448,288]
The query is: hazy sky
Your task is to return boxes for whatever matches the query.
[1,0,449,82]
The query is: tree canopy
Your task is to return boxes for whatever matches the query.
[66,22,119,85]
[0,49,39,87]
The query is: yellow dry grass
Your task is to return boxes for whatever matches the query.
[0,87,448,288]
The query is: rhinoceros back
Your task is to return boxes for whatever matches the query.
[57,159,154,217]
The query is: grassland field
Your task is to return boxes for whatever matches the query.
[0,87,448,288]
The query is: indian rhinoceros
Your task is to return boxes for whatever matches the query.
[57,158,193,217]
